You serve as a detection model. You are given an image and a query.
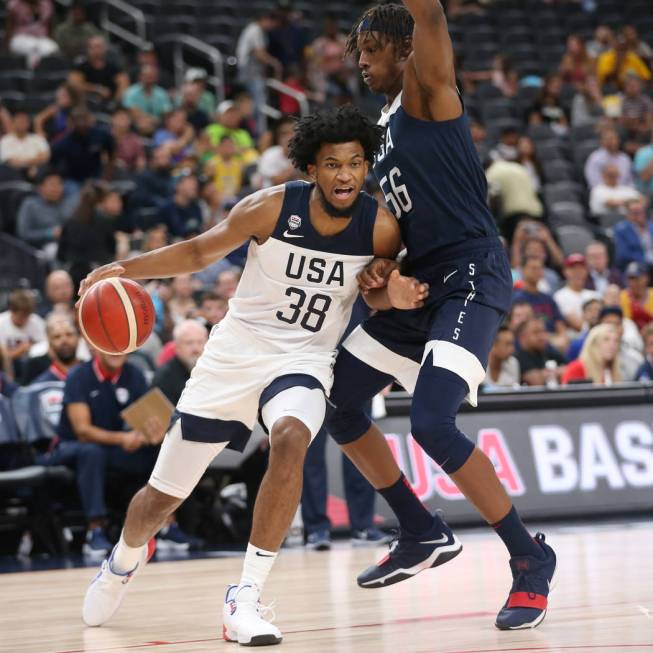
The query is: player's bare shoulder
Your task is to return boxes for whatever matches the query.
[229,184,287,244]
[372,204,402,259]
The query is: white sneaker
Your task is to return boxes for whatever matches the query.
[222,583,282,646]
[82,538,156,627]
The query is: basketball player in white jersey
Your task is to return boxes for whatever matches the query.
[79,106,428,646]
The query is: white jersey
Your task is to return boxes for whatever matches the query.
[225,181,377,353]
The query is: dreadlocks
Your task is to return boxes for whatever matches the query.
[345,3,414,58]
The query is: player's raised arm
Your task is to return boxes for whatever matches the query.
[403,0,461,120]
[78,187,284,296]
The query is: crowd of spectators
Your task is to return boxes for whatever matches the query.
[3,0,653,556]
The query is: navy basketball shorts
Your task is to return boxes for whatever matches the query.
[328,238,513,444]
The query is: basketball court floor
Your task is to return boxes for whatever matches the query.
[2,519,652,653]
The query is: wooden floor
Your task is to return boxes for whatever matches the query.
[2,521,653,653]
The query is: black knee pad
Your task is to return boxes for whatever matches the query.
[410,367,475,474]
[325,405,372,445]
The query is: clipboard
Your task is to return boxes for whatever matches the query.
[120,387,175,442]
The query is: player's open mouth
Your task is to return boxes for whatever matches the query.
[362,72,372,84]
[334,187,354,200]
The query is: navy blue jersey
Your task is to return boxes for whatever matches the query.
[374,93,497,268]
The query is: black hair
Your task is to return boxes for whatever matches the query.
[288,105,384,173]
[345,3,414,58]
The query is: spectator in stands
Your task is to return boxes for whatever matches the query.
[176,83,210,134]
[613,196,653,270]
[132,147,174,210]
[34,83,81,144]
[597,33,651,89]
[486,158,544,239]
[153,109,195,167]
[620,73,653,152]
[255,118,297,189]
[0,289,46,367]
[308,15,355,105]
[585,241,623,293]
[109,108,144,173]
[178,68,215,119]
[168,274,198,326]
[489,124,519,162]
[634,128,653,201]
[483,325,520,389]
[508,300,534,333]
[123,64,172,136]
[214,268,240,300]
[468,54,519,99]
[565,297,603,361]
[584,128,633,189]
[45,350,164,556]
[571,76,605,128]
[513,257,568,349]
[469,118,489,164]
[562,324,621,385]
[0,353,19,398]
[57,181,120,289]
[596,305,644,381]
[16,170,76,250]
[516,136,542,192]
[204,136,244,203]
[620,261,653,330]
[528,74,569,135]
[589,164,640,216]
[38,269,75,317]
[196,292,228,334]
[31,313,80,383]
[152,320,207,405]
[554,254,601,332]
[622,26,653,68]
[235,10,282,135]
[206,101,257,162]
[559,35,593,88]
[54,0,100,59]
[69,35,128,108]
[157,173,202,238]
[515,317,566,386]
[634,323,653,381]
[51,106,114,188]
[7,0,58,68]
[0,110,50,180]
[587,25,614,60]
[510,222,564,290]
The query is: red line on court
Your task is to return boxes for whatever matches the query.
[50,603,653,653]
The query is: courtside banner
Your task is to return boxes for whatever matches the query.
[325,388,653,525]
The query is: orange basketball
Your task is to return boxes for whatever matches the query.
[78,278,155,354]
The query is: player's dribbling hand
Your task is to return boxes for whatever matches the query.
[358,258,400,293]
[387,269,429,310]
[76,263,126,306]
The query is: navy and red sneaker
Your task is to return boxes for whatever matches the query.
[357,520,462,589]
[495,532,556,630]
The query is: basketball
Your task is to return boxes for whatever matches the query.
[78,278,155,354]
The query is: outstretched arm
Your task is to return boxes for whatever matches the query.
[78,187,283,296]
[403,0,461,120]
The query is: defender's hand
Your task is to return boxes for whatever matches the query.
[358,259,400,292]
[77,263,126,306]
[387,269,429,310]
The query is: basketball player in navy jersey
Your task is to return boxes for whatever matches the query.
[79,106,430,645]
[325,2,557,630]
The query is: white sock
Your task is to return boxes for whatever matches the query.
[238,543,278,594]
[111,532,145,574]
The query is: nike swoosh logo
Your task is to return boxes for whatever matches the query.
[443,270,458,284]
[283,230,304,238]
[419,534,450,545]
[90,390,100,398]
[255,551,275,557]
